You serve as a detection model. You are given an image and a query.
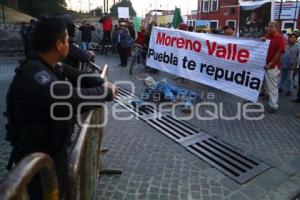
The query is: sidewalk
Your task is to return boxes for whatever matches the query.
[0,59,18,179]
[94,54,300,200]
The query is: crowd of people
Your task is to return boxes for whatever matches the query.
[18,16,300,116]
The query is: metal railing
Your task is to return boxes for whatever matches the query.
[65,62,108,200]
[0,153,59,200]
[0,40,24,55]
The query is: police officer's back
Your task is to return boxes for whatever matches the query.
[5,17,116,199]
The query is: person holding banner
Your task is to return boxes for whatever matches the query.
[136,26,145,46]
[119,28,134,67]
[223,25,235,36]
[175,22,189,83]
[263,21,285,113]
[144,22,159,73]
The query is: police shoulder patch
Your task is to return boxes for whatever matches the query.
[34,70,51,85]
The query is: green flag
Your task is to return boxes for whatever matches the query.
[133,16,142,31]
[172,7,183,28]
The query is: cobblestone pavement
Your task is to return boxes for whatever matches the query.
[0,54,300,199]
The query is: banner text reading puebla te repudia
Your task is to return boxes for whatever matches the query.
[146,27,270,102]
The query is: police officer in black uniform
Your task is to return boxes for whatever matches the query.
[5,17,117,199]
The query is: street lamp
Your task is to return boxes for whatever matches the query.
[68,0,72,10]
[277,0,283,21]
[78,0,82,12]
[293,0,299,30]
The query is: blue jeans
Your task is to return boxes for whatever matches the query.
[159,82,198,102]
[81,42,90,51]
[279,68,293,92]
[142,81,200,107]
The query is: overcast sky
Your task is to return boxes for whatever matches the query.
[68,0,198,17]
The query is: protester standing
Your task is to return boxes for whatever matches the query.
[79,20,95,51]
[60,15,95,69]
[262,21,285,113]
[100,14,113,47]
[278,33,299,96]
[136,26,145,46]
[223,25,235,36]
[20,19,36,56]
[111,24,119,53]
[119,28,134,67]
[188,26,194,32]
[20,22,29,55]
[175,22,188,82]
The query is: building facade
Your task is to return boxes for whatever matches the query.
[275,1,300,30]
[186,0,300,32]
[196,0,239,30]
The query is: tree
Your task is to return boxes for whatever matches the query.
[110,0,136,18]
[7,0,67,17]
[91,7,103,17]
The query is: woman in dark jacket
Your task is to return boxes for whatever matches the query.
[118,28,134,67]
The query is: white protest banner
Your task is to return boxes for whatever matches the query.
[118,7,129,18]
[146,27,270,102]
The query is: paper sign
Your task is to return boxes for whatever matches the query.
[118,7,129,18]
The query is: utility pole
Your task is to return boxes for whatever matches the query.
[197,0,200,20]
[78,0,82,13]
[103,0,106,13]
[277,0,283,21]
[293,0,299,30]
[106,0,108,13]
[68,0,72,10]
